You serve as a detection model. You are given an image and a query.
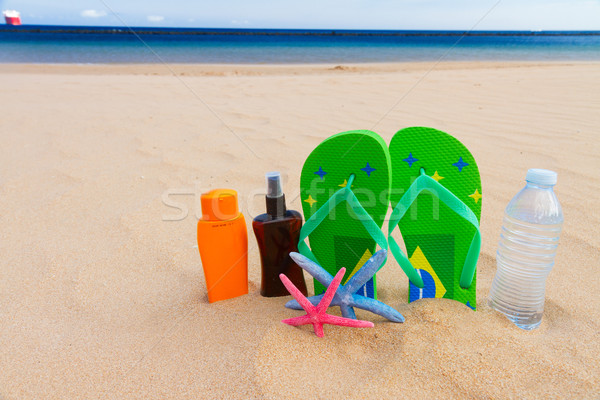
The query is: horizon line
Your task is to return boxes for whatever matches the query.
[2,24,600,36]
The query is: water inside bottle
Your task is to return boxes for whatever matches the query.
[489,214,562,330]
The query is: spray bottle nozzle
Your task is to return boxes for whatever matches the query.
[266,171,283,198]
[264,171,286,218]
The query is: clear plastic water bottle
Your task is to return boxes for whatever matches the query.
[489,169,563,330]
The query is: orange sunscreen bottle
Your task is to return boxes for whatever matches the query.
[197,189,248,303]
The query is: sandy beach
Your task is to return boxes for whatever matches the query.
[0,61,599,399]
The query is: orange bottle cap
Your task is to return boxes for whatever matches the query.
[201,189,240,221]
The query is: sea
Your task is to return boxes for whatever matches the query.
[1,25,599,64]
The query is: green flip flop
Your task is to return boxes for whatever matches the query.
[299,130,390,299]
[388,127,482,309]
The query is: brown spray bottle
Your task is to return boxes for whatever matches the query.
[252,172,307,297]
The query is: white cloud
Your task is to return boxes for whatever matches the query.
[147,15,165,22]
[81,9,107,18]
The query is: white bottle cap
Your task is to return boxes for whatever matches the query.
[526,168,557,186]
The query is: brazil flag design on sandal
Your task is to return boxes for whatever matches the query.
[388,127,482,309]
[299,130,390,299]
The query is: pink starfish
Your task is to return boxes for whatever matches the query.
[280,267,374,338]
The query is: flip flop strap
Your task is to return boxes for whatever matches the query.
[388,172,481,289]
[298,174,388,267]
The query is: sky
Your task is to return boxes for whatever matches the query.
[3,0,600,30]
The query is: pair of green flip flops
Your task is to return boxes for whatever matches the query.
[299,127,482,309]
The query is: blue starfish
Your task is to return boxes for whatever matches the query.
[286,249,404,323]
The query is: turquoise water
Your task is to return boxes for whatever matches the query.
[1,25,599,63]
